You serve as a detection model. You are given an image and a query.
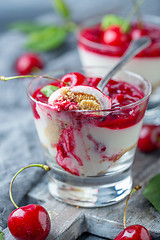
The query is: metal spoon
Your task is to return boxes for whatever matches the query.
[97,36,151,92]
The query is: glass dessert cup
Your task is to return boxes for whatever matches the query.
[77,15,160,112]
[27,67,151,207]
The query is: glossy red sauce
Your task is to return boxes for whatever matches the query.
[31,76,146,129]
[78,23,160,57]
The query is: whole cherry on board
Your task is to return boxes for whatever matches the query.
[138,124,160,153]
[15,53,44,75]
[114,186,152,240]
[8,164,51,240]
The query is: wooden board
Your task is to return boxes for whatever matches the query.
[28,150,160,240]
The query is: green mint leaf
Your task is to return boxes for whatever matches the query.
[25,26,67,52]
[41,85,59,97]
[10,21,47,34]
[52,0,70,19]
[101,14,130,33]
[0,231,4,240]
[143,173,160,212]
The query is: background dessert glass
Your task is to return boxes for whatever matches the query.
[77,15,160,109]
[27,67,151,207]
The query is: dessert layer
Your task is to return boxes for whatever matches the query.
[30,73,148,176]
[78,46,160,88]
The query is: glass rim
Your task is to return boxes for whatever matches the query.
[77,14,160,54]
[27,66,152,113]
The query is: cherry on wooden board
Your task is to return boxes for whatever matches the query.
[8,164,51,240]
[114,186,152,240]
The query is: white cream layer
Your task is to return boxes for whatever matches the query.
[78,46,160,89]
[34,103,143,176]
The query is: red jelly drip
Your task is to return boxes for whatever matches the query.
[30,82,60,119]
[56,125,83,176]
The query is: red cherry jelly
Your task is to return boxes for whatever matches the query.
[78,22,160,57]
[31,76,145,129]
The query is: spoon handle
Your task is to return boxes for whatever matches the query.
[97,36,151,91]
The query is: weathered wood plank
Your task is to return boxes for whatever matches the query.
[28,149,160,239]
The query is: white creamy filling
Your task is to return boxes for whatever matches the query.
[76,120,143,176]
[78,46,160,88]
[34,103,143,176]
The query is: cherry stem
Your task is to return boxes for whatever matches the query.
[126,0,146,27]
[131,0,144,29]
[123,185,141,229]
[0,74,70,86]
[9,164,50,209]
[0,75,56,82]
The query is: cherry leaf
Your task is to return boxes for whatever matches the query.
[52,0,70,19]
[143,173,160,212]
[25,26,67,52]
[41,85,59,97]
[0,231,4,240]
[101,14,130,33]
[10,21,47,33]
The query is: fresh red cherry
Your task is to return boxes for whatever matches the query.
[114,186,152,240]
[137,125,160,152]
[8,204,51,240]
[15,53,44,75]
[60,72,86,87]
[114,224,152,240]
[101,26,130,46]
[8,164,51,240]
[131,27,148,40]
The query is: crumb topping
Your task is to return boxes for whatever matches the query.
[79,100,101,110]
[60,88,102,110]
[60,88,76,101]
